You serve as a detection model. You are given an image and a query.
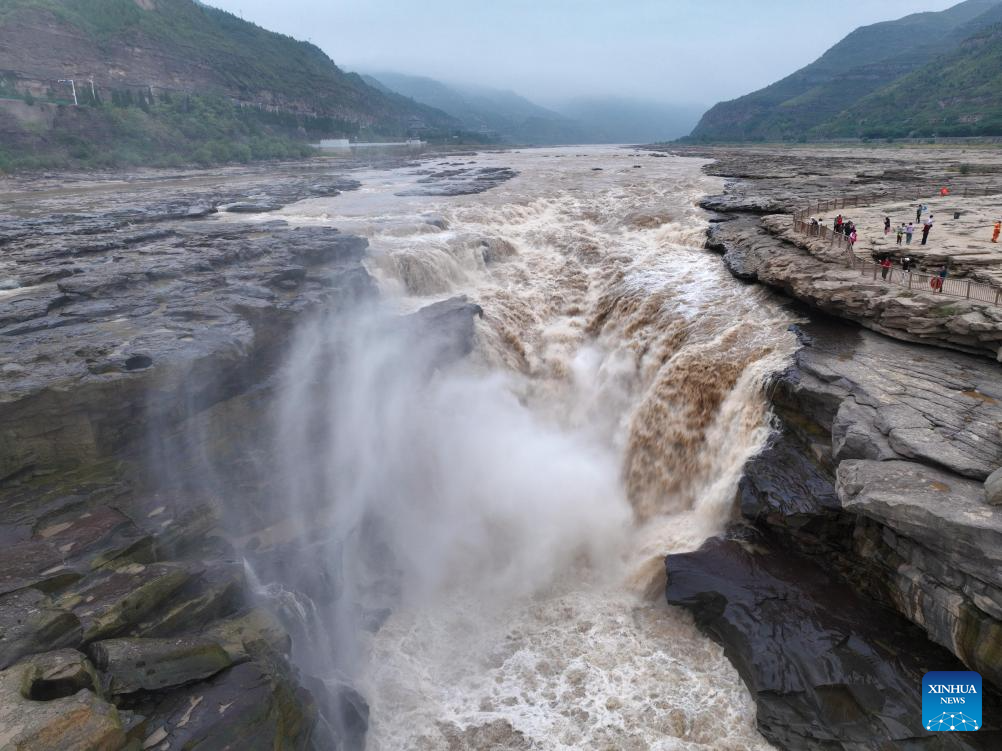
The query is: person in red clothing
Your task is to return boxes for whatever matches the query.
[880,257,892,280]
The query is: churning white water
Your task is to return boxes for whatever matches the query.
[256,147,796,749]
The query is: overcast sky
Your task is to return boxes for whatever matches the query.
[208,0,960,107]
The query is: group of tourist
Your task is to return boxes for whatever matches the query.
[893,222,912,245]
[887,206,935,246]
[832,214,857,247]
[800,197,1002,299]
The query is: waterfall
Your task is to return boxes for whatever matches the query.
[218,146,796,749]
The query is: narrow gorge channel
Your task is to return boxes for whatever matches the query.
[0,146,821,750]
[202,147,799,749]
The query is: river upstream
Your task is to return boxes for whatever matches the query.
[215,146,798,749]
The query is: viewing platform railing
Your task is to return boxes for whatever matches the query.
[790,188,1002,306]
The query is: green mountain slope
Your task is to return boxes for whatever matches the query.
[0,0,462,170]
[687,0,1002,142]
[818,23,1002,138]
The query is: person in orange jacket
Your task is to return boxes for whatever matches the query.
[992,221,1000,243]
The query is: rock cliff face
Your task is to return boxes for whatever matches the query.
[0,160,489,749]
[664,145,1002,749]
[707,216,1002,360]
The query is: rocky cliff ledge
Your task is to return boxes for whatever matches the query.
[0,161,486,750]
[661,146,1002,750]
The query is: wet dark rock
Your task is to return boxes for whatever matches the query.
[267,267,308,288]
[739,428,841,524]
[132,563,246,638]
[34,504,154,573]
[666,533,1002,750]
[423,214,449,230]
[136,662,316,751]
[290,232,369,266]
[733,317,1002,728]
[308,178,362,196]
[89,636,233,695]
[398,165,517,196]
[224,202,283,213]
[407,296,484,370]
[0,540,74,595]
[0,589,82,670]
[305,674,369,751]
[55,562,194,642]
[480,237,518,264]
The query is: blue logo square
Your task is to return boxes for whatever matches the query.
[923,671,982,732]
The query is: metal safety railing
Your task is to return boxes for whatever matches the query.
[848,257,1002,305]
[792,186,1002,222]
[790,189,1002,306]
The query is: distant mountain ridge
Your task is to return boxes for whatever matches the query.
[363,71,586,145]
[365,71,701,145]
[686,0,1002,142]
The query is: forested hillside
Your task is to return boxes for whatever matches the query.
[686,0,1002,142]
[0,0,462,170]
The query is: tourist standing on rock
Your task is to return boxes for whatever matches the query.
[884,216,891,235]
[922,215,934,246]
[881,257,892,280]
[916,204,926,222]
[934,265,948,292]
[849,228,858,249]
[896,224,905,245]
[835,215,843,233]
[901,256,912,272]
[992,220,1000,243]
[906,222,915,244]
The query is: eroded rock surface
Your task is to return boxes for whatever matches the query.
[660,145,1002,749]
[0,163,411,749]
[708,214,1002,359]
[703,319,1002,745]
[666,533,1002,750]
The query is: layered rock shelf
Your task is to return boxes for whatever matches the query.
[661,145,1002,750]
